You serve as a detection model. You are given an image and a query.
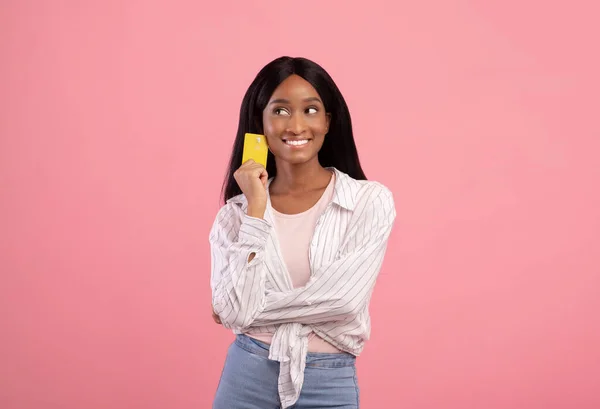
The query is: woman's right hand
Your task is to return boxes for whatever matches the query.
[233,159,268,219]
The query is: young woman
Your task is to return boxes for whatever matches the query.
[209,56,396,409]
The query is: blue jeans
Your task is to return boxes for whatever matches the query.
[213,334,360,409]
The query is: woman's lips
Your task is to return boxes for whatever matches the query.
[283,139,310,147]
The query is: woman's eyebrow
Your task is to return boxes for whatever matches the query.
[268,97,323,105]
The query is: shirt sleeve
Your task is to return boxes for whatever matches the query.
[209,203,273,329]
[248,185,396,327]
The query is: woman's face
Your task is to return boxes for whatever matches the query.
[262,74,330,166]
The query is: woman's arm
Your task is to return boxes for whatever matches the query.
[210,204,272,329]
[248,185,396,327]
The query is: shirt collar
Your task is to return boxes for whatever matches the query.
[329,168,357,211]
[226,167,358,212]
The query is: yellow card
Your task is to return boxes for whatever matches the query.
[242,133,268,167]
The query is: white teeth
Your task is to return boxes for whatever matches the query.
[285,140,309,146]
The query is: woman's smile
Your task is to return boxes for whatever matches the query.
[283,138,311,148]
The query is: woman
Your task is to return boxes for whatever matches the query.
[210,56,396,409]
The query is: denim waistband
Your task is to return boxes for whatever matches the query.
[235,334,356,368]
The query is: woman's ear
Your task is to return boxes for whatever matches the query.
[326,113,331,133]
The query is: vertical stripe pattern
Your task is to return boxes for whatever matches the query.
[210,168,396,408]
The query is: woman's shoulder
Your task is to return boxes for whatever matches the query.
[333,168,395,207]
[212,194,247,224]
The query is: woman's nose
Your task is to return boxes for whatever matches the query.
[286,112,307,135]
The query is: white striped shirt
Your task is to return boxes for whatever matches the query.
[209,168,396,408]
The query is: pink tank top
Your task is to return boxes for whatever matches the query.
[251,173,341,353]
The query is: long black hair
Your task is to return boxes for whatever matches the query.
[221,56,367,203]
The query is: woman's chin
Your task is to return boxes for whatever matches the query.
[275,153,318,166]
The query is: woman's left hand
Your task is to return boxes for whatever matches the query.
[212,307,222,325]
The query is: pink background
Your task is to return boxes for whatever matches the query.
[1,1,599,408]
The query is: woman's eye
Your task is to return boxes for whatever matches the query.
[274,108,290,116]
[306,107,318,114]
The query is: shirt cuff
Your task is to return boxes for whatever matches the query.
[239,213,272,246]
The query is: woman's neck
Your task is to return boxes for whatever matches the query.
[270,160,332,195]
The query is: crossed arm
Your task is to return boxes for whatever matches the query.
[210,187,396,330]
